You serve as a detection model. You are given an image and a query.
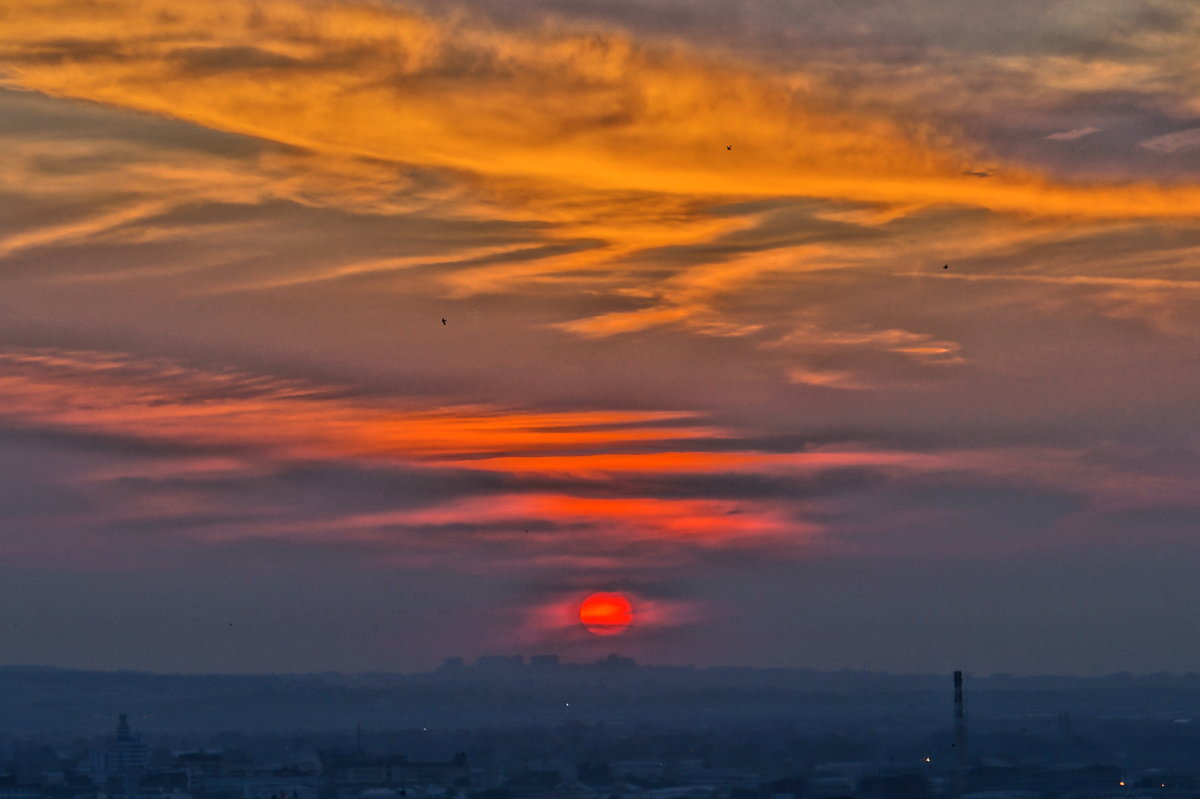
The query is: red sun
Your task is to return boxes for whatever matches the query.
[579,592,634,636]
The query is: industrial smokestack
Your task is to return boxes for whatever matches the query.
[954,671,967,797]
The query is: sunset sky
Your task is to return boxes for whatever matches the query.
[2,0,1200,674]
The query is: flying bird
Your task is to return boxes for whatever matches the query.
[943,264,949,270]
[441,318,446,326]
[726,145,732,150]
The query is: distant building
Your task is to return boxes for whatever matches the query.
[107,714,150,774]
[318,752,470,788]
[595,654,636,669]
[175,750,255,783]
[476,655,524,673]
[436,658,465,675]
[0,788,39,799]
[175,751,225,782]
[612,761,665,780]
[136,769,191,797]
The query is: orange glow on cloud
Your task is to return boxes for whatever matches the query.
[355,491,803,550]
[3,0,1200,350]
[0,349,829,563]
[441,451,769,475]
[0,348,937,479]
[4,0,1200,237]
[0,344,1195,577]
[440,448,940,477]
[529,495,796,542]
[0,350,714,462]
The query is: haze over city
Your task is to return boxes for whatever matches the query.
[2,0,1200,675]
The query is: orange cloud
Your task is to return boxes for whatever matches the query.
[0,347,957,566]
[5,0,1200,348]
[0,349,714,462]
[5,346,1192,573]
[6,0,1200,221]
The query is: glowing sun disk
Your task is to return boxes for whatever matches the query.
[579,591,633,636]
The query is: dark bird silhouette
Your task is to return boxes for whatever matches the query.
[726,145,732,150]
[943,264,949,269]
[441,318,446,325]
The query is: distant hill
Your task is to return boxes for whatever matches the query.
[3,661,1200,734]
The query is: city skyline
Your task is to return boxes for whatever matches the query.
[1,0,1200,674]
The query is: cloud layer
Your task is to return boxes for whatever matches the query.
[1,0,1199,673]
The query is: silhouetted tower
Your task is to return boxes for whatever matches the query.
[953,671,967,797]
[108,713,149,775]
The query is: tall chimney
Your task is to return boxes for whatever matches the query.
[954,671,967,796]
